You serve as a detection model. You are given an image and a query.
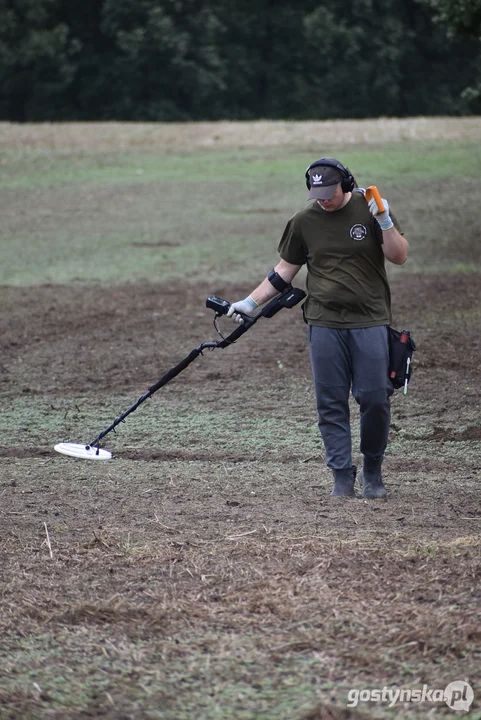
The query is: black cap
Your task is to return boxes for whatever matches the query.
[307,160,344,200]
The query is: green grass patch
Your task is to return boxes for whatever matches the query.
[1,137,481,285]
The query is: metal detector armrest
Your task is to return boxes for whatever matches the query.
[260,286,306,318]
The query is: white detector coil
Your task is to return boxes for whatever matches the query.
[54,443,112,460]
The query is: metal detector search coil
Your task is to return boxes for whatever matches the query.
[54,443,112,460]
[54,285,306,460]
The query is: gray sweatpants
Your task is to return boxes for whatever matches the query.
[308,325,393,470]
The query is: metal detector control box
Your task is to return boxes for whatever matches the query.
[206,295,231,315]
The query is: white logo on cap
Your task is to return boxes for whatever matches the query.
[312,173,323,185]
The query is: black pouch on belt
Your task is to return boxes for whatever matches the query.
[388,326,416,389]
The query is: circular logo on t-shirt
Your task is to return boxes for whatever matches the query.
[350,224,367,241]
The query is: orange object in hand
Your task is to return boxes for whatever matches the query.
[365,186,385,213]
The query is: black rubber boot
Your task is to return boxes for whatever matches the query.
[358,459,387,499]
[330,465,357,497]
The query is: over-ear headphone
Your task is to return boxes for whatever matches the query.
[305,158,355,194]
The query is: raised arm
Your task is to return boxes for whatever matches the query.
[368,194,409,265]
[380,225,409,265]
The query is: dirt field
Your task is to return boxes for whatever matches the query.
[1,118,480,718]
[1,268,480,718]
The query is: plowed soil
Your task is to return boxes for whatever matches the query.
[1,268,480,719]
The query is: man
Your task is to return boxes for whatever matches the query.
[227,158,408,499]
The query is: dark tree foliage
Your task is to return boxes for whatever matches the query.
[0,0,479,121]
[420,0,481,36]
[98,0,227,119]
[418,0,481,110]
[300,0,480,117]
[0,0,79,120]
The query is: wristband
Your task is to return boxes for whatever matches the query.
[244,296,259,311]
[378,216,394,231]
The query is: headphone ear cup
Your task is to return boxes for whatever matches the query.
[341,169,355,193]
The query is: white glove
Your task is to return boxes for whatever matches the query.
[368,197,394,231]
[226,296,259,324]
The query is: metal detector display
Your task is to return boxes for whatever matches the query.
[54,285,306,460]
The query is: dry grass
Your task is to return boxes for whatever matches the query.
[0,117,480,152]
[1,120,481,719]
[1,530,479,718]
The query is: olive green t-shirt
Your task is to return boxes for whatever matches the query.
[278,191,403,328]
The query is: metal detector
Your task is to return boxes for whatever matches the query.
[54,285,306,460]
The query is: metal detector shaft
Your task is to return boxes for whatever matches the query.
[88,341,217,447]
[88,324,254,446]
[88,285,306,448]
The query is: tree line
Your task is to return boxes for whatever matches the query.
[1,0,480,122]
